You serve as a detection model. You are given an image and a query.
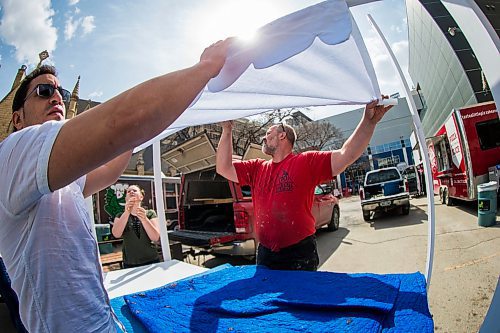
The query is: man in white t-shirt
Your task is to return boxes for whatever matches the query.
[0,39,230,332]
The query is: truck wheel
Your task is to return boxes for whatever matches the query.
[402,204,410,215]
[243,255,256,262]
[327,206,340,231]
[363,211,371,221]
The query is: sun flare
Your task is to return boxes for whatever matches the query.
[189,1,287,46]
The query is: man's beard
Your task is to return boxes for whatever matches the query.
[262,143,276,156]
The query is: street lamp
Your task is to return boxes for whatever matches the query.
[447,27,461,37]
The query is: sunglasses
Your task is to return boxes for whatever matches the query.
[280,122,288,138]
[24,84,71,104]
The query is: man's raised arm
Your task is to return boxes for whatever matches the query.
[83,150,133,197]
[48,39,231,192]
[216,121,239,183]
[330,97,393,177]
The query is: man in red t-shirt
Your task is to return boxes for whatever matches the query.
[216,98,392,271]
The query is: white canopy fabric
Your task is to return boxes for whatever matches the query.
[134,0,380,151]
[125,0,435,289]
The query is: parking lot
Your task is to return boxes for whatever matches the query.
[319,195,500,332]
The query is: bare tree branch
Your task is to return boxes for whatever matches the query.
[161,108,344,158]
[294,120,344,152]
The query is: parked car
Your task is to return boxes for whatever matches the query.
[313,184,340,231]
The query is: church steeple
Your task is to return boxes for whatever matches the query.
[66,75,80,119]
[11,65,27,91]
[72,75,80,99]
[0,65,28,140]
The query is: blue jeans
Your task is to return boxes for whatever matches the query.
[0,257,27,332]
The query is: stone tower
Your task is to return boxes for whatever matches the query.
[0,65,27,140]
[66,76,80,120]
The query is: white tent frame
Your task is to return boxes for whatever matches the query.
[368,14,435,290]
[89,0,439,291]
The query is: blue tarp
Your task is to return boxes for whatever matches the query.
[111,265,433,332]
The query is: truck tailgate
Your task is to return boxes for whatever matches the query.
[362,192,409,204]
[169,230,237,247]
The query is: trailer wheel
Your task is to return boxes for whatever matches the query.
[327,206,340,231]
[363,211,371,221]
[443,190,454,206]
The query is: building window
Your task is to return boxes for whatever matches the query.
[476,118,500,150]
[378,156,400,168]
[436,139,451,172]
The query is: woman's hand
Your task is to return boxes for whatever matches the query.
[125,198,136,214]
[135,207,148,221]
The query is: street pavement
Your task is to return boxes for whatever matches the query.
[317,195,500,333]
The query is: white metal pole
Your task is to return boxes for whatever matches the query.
[402,138,409,166]
[367,14,436,290]
[153,140,172,261]
[86,196,103,268]
[336,174,343,196]
[351,12,382,98]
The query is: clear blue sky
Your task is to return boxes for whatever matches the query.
[0,0,411,120]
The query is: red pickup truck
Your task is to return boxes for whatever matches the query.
[169,169,340,257]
